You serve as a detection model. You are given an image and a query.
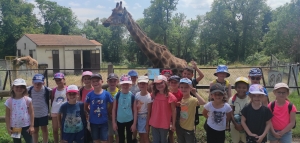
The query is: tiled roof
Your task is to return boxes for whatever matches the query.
[24,34,102,46]
[89,40,102,46]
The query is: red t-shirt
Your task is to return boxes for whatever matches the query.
[149,92,177,129]
[81,87,94,102]
[171,90,183,102]
[268,100,297,130]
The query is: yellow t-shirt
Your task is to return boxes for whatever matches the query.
[107,87,119,97]
[180,96,198,131]
[228,95,249,114]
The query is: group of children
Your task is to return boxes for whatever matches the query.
[4,63,297,143]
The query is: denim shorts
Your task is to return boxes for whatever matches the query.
[90,122,108,141]
[268,130,292,142]
[62,129,84,143]
[137,113,147,133]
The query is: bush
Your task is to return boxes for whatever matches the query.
[245,52,270,66]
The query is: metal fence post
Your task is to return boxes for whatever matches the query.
[291,66,300,95]
[45,69,49,87]
[108,63,114,76]
[8,70,12,88]
[287,65,292,85]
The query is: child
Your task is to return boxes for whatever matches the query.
[181,60,204,126]
[149,75,177,143]
[248,68,269,106]
[177,78,206,143]
[112,74,137,143]
[203,83,232,143]
[210,65,232,100]
[106,73,119,143]
[128,70,140,95]
[168,75,183,143]
[51,72,67,143]
[79,71,93,143]
[5,78,34,143]
[135,76,152,143]
[241,84,273,143]
[229,77,250,143]
[268,83,297,143]
[58,85,87,143]
[85,74,113,143]
[28,74,51,143]
[161,69,173,79]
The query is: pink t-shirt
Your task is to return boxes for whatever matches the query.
[268,100,297,130]
[81,87,94,102]
[149,92,177,129]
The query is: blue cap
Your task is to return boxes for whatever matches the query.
[128,70,138,77]
[179,78,192,85]
[214,65,230,77]
[249,68,262,77]
[32,74,45,83]
[168,75,180,82]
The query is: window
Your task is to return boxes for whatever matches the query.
[24,43,26,50]
[29,50,34,58]
[17,49,21,57]
[52,50,59,54]
[74,50,81,54]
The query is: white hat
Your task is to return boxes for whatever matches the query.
[12,78,27,86]
[154,75,167,83]
[138,76,149,83]
[249,84,266,95]
[67,85,79,93]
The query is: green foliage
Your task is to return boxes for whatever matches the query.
[245,52,270,66]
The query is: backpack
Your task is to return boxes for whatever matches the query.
[79,87,84,101]
[28,86,50,112]
[8,96,30,110]
[115,91,135,116]
[270,101,296,129]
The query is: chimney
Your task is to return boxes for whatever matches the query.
[82,34,86,38]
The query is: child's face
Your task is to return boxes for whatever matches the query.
[169,80,179,89]
[235,82,248,96]
[13,85,26,95]
[33,82,43,90]
[249,76,261,84]
[182,70,193,79]
[55,78,65,86]
[216,72,227,79]
[91,78,103,89]
[273,88,289,100]
[250,94,264,103]
[107,79,118,87]
[138,82,148,91]
[82,76,91,85]
[131,76,137,83]
[179,83,191,95]
[121,83,131,92]
[211,92,225,101]
[67,92,78,101]
[155,81,167,91]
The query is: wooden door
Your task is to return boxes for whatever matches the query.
[74,50,81,74]
[52,50,60,73]
[82,50,91,71]
[91,50,100,72]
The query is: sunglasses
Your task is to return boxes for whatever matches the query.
[250,77,261,80]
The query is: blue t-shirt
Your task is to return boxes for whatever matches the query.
[114,92,134,123]
[85,90,113,124]
[59,102,84,133]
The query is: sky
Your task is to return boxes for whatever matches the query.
[28,0,291,23]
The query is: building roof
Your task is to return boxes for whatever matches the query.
[24,34,102,46]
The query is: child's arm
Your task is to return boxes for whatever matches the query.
[112,100,118,131]
[226,111,232,128]
[84,102,90,117]
[146,103,152,133]
[131,99,137,132]
[270,123,281,138]
[5,106,12,135]
[191,60,204,82]
[202,108,209,118]
[257,119,271,143]
[57,113,62,139]
[28,102,34,135]
[170,101,176,131]
[241,115,257,137]
[227,83,232,99]
[279,111,296,135]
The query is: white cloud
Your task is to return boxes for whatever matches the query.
[133,3,141,9]
[267,0,290,9]
[96,5,105,9]
[71,8,110,22]
[69,2,80,7]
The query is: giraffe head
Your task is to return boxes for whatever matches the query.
[102,1,129,27]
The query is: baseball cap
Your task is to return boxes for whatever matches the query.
[161,70,173,76]
[214,65,230,77]
[33,74,45,83]
[168,75,180,82]
[91,74,102,80]
[67,85,79,93]
[210,83,226,94]
[180,78,192,85]
[138,76,149,83]
[12,78,27,86]
[120,74,132,84]
[128,70,138,77]
[274,83,289,91]
[107,73,119,80]
[249,68,262,77]
[235,77,249,85]
[53,72,65,79]
[249,84,266,95]
[82,71,93,77]
[154,75,167,83]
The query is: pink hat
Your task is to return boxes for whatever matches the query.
[67,85,79,93]
[154,75,167,83]
[82,71,93,77]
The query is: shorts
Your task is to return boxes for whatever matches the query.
[108,120,118,136]
[62,129,84,143]
[137,113,147,133]
[90,122,108,141]
[246,136,266,143]
[176,125,196,143]
[268,130,292,143]
[34,116,49,127]
[51,113,58,117]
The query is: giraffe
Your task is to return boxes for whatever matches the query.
[103,1,187,69]
[14,56,38,72]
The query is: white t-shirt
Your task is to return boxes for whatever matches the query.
[5,97,32,128]
[204,102,232,131]
[51,88,67,113]
[228,95,250,115]
[135,92,152,114]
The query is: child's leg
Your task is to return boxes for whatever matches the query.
[90,123,101,143]
[41,126,49,143]
[206,125,225,143]
[230,124,242,143]
[21,126,33,143]
[176,126,184,143]
[99,123,109,143]
[132,130,138,143]
[151,126,160,143]
[51,115,59,143]
[117,121,126,143]
[168,130,174,143]
[125,120,133,143]
[108,120,117,143]
[159,128,169,143]
[33,127,39,143]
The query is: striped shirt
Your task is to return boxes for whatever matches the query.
[27,86,50,118]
